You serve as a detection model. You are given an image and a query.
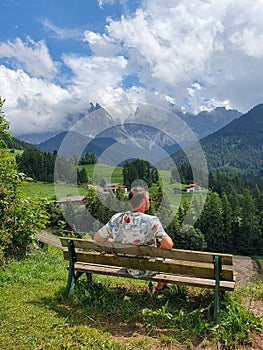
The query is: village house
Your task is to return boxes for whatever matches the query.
[56,196,87,207]
[182,183,202,193]
[104,183,128,194]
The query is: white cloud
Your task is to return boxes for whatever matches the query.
[0,37,58,79]
[2,0,263,140]
[99,0,263,112]
[42,19,82,40]
[98,0,116,8]
[0,65,72,137]
[83,30,119,56]
[62,53,132,107]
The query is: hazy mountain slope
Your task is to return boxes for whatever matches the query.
[180,107,242,138]
[16,103,241,145]
[37,131,117,158]
[160,104,263,177]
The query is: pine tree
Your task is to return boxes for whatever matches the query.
[221,192,233,252]
[196,192,223,252]
[237,190,262,255]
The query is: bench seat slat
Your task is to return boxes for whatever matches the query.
[60,238,233,265]
[74,262,236,291]
[63,250,234,281]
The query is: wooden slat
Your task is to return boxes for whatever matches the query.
[60,238,233,265]
[73,262,235,291]
[63,250,234,281]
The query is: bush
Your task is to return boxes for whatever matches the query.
[0,98,49,262]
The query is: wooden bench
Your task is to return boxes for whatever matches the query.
[60,237,237,320]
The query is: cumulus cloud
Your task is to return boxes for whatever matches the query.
[0,37,58,79]
[96,0,263,112]
[62,54,129,105]
[0,65,72,137]
[1,0,263,139]
[83,30,119,56]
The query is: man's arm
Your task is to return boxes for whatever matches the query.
[94,232,108,242]
[94,231,114,242]
[159,236,173,250]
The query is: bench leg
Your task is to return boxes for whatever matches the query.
[86,272,92,283]
[148,281,153,293]
[213,255,222,322]
[66,239,78,296]
[66,266,76,295]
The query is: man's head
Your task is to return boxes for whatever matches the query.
[128,187,150,212]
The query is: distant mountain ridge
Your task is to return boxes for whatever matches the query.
[159,103,263,178]
[17,103,241,145]
[37,131,117,158]
[179,106,242,139]
[35,104,241,159]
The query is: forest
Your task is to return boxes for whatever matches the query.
[46,156,263,256]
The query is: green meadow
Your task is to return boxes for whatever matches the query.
[21,164,194,211]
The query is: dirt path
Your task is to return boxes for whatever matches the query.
[234,255,262,286]
[36,231,62,249]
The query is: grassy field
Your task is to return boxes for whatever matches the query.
[21,164,196,212]
[0,246,262,350]
[21,181,87,199]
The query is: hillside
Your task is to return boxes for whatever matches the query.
[159,103,263,177]
[201,103,263,176]
[4,134,37,151]
[37,131,117,158]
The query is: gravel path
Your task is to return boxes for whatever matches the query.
[234,255,262,285]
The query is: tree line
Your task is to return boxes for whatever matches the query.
[16,148,96,184]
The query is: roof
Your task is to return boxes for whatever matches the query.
[56,196,86,204]
[104,183,124,188]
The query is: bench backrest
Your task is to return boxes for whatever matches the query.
[60,238,235,282]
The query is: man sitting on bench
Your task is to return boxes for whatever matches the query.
[94,186,174,291]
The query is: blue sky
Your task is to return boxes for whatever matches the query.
[0,0,263,140]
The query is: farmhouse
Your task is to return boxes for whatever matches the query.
[182,183,202,193]
[104,183,127,194]
[56,196,87,207]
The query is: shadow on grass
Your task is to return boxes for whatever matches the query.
[32,279,215,338]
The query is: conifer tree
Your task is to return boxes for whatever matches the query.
[196,192,223,252]
[221,192,233,252]
[238,190,261,255]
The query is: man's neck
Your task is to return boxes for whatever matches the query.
[132,206,145,213]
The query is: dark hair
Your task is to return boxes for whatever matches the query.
[128,187,148,209]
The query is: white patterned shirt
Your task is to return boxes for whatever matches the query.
[97,211,168,277]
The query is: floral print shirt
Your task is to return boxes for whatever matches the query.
[97,211,168,277]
